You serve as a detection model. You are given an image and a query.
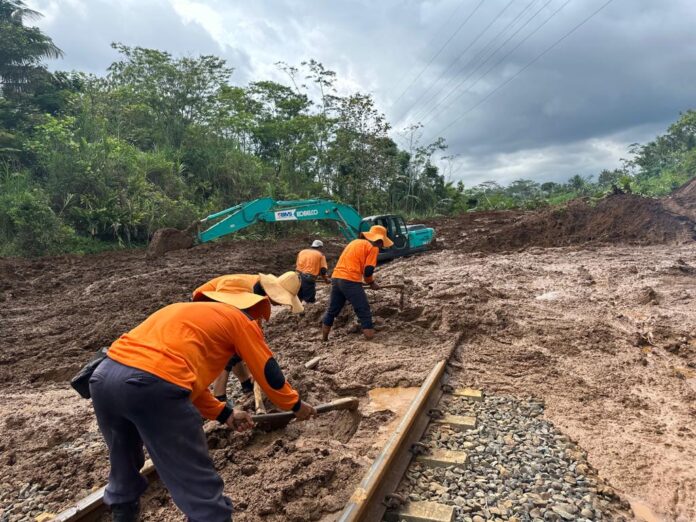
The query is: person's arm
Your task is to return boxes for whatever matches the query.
[363,245,379,284]
[233,320,302,412]
[192,388,227,421]
[320,255,330,283]
[192,386,254,430]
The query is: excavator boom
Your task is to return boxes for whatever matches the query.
[198,198,364,243]
[146,197,435,260]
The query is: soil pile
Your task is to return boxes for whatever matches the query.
[663,177,696,222]
[433,192,696,253]
[145,222,198,258]
[486,194,695,250]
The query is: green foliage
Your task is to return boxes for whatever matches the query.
[0,169,73,256]
[0,1,694,257]
[0,0,62,94]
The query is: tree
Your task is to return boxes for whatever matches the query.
[0,0,62,94]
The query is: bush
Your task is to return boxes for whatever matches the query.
[0,170,76,256]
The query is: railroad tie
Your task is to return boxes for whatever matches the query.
[451,387,483,401]
[431,414,477,431]
[384,500,455,522]
[415,448,469,468]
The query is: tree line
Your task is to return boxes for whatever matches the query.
[0,0,694,256]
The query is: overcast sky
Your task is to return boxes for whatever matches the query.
[27,0,696,187]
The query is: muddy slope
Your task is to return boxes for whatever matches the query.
[1,189,695,521]
[430,188,696,253]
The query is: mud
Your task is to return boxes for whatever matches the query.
[1,190,695,521]
[428,189,696,254]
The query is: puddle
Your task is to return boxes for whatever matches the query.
[365,387,419,448]
[630,499,664,522]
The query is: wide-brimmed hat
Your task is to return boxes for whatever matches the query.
[361,225,394,248]
[202,276,271,320]
[258,271,304,313]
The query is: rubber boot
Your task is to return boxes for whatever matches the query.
[111,500,140,522]
[321,324,331,342]
[362,328,376,340]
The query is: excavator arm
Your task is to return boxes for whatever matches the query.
[198,198,365,243]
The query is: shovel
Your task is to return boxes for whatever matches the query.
[251,397,359,431]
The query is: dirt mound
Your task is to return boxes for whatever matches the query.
[476,193,695,251]
[663,177,696,222]
[146,222,198,258]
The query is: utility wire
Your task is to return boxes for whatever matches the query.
[388,0,471,93]
[396,0,514,125]
[421,0,563,127]
[390,0,487,108]
[412,0,543,124]
[451,0,572,111]
[433,0,615,138]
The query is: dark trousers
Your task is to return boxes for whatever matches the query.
[89,358,233,522]
[322,278,373,330]
[298,273,317,303]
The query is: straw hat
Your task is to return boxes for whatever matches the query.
[202,275,271,320]
[258,271,304,313]
[361,225,394,247]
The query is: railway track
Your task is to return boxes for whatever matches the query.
[49,359,473,522]
[338,360,479,522]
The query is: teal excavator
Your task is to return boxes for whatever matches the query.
[147,198,435,260]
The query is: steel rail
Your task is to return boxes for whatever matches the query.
[338,359,448,522]
[51,461,156,522]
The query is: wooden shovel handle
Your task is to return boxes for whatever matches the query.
[251,397,358,425]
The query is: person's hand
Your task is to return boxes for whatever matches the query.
[225,409,254,432]
[369,281,380,290]
[294,402,316,421]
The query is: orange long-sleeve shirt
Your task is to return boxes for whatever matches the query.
[331,239,379,283]
[107,302,300,420]
[296,249,328,277]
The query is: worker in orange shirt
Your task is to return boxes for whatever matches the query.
[321,225,393,341]
[191,272,303,404]
[89,283,315,522]
[296,240,330,303]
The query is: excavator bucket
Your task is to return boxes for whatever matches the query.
[146,222,199,259]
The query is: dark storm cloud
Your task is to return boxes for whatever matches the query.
[26,0,696,185]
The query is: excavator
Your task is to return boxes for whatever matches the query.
[147,197,436,261]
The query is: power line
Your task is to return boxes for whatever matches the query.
[396,0,514,125]
[432,0,615,139]
[387,0,471,92]
[412,0,545,124]
[446,0,571,115]
[390,0,486,108]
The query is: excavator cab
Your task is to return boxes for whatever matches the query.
[360,214,433,261]
[371,215,409,250]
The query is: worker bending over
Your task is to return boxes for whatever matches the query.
[89,286,315,522]
[192,272,303,403]
[322,225,393,341]
[296,240,330,303]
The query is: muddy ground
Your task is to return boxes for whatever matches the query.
[1,185,695,521]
